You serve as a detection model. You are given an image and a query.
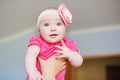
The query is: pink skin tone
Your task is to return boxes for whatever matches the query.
[38,14,66,44]
[25,12,83,80]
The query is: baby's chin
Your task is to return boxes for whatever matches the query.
[46,38,62,44]
[47,40,61,44]
[45,36,64,44]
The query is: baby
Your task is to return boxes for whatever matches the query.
[25,3,83,80]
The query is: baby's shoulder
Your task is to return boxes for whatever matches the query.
[30,35,39,39]
[29,35,41,42]
[66,39,77,45]
[28,35,43,47]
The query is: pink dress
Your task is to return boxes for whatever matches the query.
[27,35,79,80]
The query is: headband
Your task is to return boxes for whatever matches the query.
[37,10,58,27]
[37,3,72,28]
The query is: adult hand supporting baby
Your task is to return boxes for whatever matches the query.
[38,53,67,80]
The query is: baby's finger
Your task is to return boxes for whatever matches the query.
[56,55,66,59]
[55,45,63,50]
[54,53,61,56]
[61,40,66,47]
[54,50,63,54]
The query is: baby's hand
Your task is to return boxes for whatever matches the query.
[55,40,73,59]
[28,70,45,80]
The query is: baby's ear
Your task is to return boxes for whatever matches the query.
[38,29,40,33]
[37,26,40,33]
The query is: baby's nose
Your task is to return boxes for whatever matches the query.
[51,25,56,31]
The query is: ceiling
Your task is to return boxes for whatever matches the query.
[0,0,120,39]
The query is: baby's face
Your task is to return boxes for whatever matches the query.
[39,14,66,43]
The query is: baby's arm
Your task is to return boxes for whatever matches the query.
[25,45,45,80]
[55,40,83,67]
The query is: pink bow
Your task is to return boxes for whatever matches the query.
[58,3,72,25]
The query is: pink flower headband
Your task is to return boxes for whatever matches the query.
[37,3,72,28]
[58,3,72,26]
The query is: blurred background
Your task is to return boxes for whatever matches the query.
[0,0,120,80]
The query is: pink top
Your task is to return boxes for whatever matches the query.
[28,35,79,80]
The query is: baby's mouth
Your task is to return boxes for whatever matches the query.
[49,34,58,37]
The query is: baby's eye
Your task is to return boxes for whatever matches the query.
[56,22,62,26]
[44,23,49,26]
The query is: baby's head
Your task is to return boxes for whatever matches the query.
[37,3,72,43]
